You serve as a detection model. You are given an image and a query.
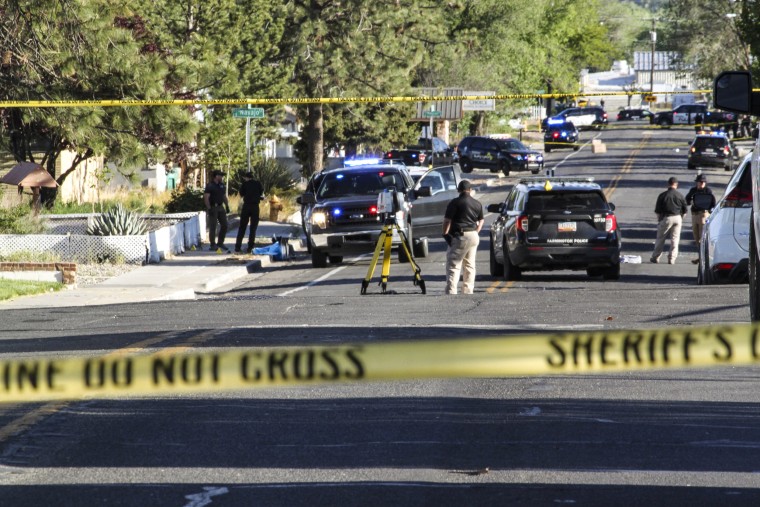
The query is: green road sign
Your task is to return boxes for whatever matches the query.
[422,110,442,118]
[233,107,265,119]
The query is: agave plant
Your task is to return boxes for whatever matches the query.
[87,204,147,236]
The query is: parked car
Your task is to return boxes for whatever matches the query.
[456,136,543,176]
[299,164,461,267]
[616,108,654,121]
[487,177,622,280]
[543,121,580,152]
[541,107,608,131]
[383,137,456,167]
[687,132,735,171]
[698,152,752,285]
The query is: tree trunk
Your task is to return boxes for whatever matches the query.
[306,103,324,176]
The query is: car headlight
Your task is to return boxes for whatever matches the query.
[311,211,327,229]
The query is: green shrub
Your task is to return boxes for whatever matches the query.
[252,158,296,194]
[86,204,147,236]
[0,205,47,234]
[165,187,205,213]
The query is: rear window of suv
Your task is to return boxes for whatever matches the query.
[525,191,607,212]
[693,137,728,149]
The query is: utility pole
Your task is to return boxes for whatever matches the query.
[649,18,656,94]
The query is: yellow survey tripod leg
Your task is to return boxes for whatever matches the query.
[360,222,426,295]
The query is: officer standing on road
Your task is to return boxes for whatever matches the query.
[443,180,484,295]
[235,171,265,254]
[651,176,687,265]
[204,170,231,252]
[685,173,716,264]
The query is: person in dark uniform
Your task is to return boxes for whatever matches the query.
[685,173,716,264]
[442,180,484,294]
[651,177,687,264]
[235,171,264,253]
[203,170,230,252]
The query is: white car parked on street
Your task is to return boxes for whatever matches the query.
[698,152,753,284]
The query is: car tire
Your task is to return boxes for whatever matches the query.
[544,146,552,153]
[502,242,521,281]
[460,159,473,173]
[311,248,328,268]
[687,163,696,170]
[586,267,603,278]
[499,160,510,177]
[725,165,733,172]
[489,241,500,277]
[572,145,580,151]
[531,166,541,175]
[602,263,620,281]
[413,237,429,258]
[750,219,760,320]
[328,255,343,264]
[658,118,671,128]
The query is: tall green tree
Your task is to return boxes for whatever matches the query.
[281,0,452,175]
[0,0,198,203]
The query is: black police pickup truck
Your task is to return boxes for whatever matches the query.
[487,177,622,280]
[383,137,457,168]
[299,163,463,267]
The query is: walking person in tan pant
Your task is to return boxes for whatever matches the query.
[651,177,687,264]
[685,173,716,263]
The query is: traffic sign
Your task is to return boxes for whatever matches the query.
[422,110,442,118]
[233,107,265,118]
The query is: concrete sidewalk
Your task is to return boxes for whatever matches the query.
[1,220,305,310]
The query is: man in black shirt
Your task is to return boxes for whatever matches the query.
[443,180,484,294]
[685,173,716,264]
[651,176,687,264]
[235,171,265,253]
[203,170,230,252]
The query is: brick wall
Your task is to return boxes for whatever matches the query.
[0,262,77,284]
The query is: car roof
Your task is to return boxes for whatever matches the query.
[324,164,407,175]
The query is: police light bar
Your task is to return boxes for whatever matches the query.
[547,118,566,125]
[343,157,381,167]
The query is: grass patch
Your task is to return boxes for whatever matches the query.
[0,279,64,301]
[0,250,63,263]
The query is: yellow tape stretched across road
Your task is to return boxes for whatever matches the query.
[0,90,713,108]
[2,323,759,403]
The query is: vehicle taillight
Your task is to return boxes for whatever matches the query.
[552,132,560,139]
[723,145,731,155]
[369,205,378,215]
[690,146,696,153]
[419,153,426,164]
[516,214,529,232]
[603,113,608,119]
[386,152,393,158]
[722,186,752,207]
[605,214,617,232]
[714,263,735,272]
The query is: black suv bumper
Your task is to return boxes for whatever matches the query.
[511,244,620,270]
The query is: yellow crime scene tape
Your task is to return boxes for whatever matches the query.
[0,90,713,108]
[2,323,759,403]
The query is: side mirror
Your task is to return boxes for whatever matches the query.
[415,186,432,198]
[300,193,316,205]
[609,202,616,211]
[486,203,504,213]
[714,71,760,115]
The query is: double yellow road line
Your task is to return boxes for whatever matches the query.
[605,133,652,200]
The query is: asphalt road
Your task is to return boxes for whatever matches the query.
[1,123,759,506]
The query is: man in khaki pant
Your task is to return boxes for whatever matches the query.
[685,173,716,264]
[443,180,484,294]
[651,177,687,264]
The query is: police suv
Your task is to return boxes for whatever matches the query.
[487,177,622,280]
[299,163,462,268]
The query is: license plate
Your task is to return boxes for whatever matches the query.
[703,152,716,157]
[558,221,576,232]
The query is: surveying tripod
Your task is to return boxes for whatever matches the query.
[360,217,426,295]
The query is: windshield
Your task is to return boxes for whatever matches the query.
[496,139,528,151]
[525,191,607,212]
[317,170,406,199]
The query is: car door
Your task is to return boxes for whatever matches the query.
[491,189,517,264]
[411,166,459,237]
